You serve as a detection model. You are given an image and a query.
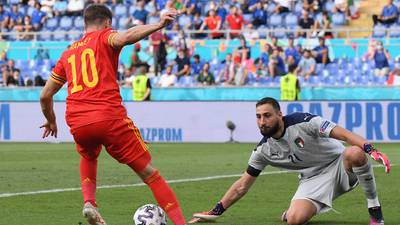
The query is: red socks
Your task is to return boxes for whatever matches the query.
[80,157,97,207]
[144,170,186,225]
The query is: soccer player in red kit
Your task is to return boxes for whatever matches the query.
[39,4,186,225]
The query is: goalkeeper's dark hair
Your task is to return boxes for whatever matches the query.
[84,4,113,26]
[256,97,281,112]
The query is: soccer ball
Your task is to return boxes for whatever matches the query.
[133,204,167,225]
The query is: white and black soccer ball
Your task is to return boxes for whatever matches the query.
[133,204,167,225]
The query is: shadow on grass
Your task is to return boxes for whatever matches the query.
[308,221,365,225]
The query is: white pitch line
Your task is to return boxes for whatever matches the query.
[0,164,393,198]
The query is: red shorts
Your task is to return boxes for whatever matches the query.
[70,117,151,172]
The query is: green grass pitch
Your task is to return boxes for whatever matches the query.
[0,143,399,225]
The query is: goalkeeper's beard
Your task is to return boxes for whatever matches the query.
[259,122,280,137]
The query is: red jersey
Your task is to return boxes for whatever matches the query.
[226,14,244,36]
[50,28,127,129]
[204,16,221,38]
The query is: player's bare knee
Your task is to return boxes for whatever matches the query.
[286,212,308,225]
[344,146,367,167]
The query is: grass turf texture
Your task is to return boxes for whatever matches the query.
[0,143,399,225]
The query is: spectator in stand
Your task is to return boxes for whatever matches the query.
[243,23,260,40]
[334,0,349,16]
[372,0,398,26]
[238,36,251,60]
[129,43,146,74]
[156,0,168,10]
[31,2,46,31]
[150,30,168,76]
[298,49,316,80]
[9,4,24,30]
[370,41,391,77]
[269,48,286,78]
[313,37,331,64]
[297,10,314,38]
[218,53,234,84]
[200,9,223,39]
[34,74,46,86]
[285,36,301,66]
[260,43,272,67]
[303,0,321,14]
[271,36,283,53]
[66,0,84,16]
[0,51,7,66]
[14,15,33,40]
[216,0,228,24]
[0,4,10,30]
[185,0,201,15]
[191,11,204,38]
[274,0,291,14]
[197,62,215,86]
[40,0,55,17]
[191,54,203,77]
[251,1,267,28]
[7,68,24,86]
[53,0,68,17]
[146,0,158,17]
[1,64,9,86]
[226,5,244,39]
[175,48,191,79]
[312,11,333,38]
[132,0,148,25]
[254,58,268,80]
[158,65,177,87]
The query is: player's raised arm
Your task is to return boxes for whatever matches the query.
[110,8,178,49]
[189,171,257,223]
[330,125,391,173]
[39,79,64,138]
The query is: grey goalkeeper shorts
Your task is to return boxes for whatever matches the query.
[292,153,359,213]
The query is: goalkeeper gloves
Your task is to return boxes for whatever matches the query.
[188,202,225,223]
[363,143,391,173]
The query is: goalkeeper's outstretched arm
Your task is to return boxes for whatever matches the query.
[189,171,257,223]
[219,172,257,209]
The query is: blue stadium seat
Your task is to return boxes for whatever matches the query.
[372,24,387,38]
[266,3,277,15]
[294,2,303,15]
[129,5,137,15]
[178,14,192,27]
[285,13,298,28]
[332,13,346,26]
[112,17,118,29]
[118,17,130,29]
[148,16,159,25]
[372,76,387,85]
[53,28,66,41]
[150,76,160,87]
[26,6,34,16]
[243,14,253,23]
[45,17,59,31]
[355,75,369,85]
[177,76,194,87]
[114,4,128,17]
[269,14,283,27]
[309,75,321,85]
[74,16,84,30]
[59,16,73,30]
[324,0,335,12]
[324,75,336,85]
[67,29,82,41]
[389,24,400,37]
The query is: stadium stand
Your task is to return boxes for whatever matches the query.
[0,0,397,88]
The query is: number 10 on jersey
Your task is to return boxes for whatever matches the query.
[67,48,99,94]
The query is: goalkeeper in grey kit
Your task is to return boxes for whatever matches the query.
[189,97,390,225]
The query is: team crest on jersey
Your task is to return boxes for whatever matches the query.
[294,137,305,148]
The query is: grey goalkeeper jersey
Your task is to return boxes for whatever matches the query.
[248,112,345,179]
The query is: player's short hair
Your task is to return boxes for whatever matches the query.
[84,4,112,26]
[256,97,281,112]
[288,63,297,73]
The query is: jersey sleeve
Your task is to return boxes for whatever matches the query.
[305,116,337,138]
[248,144,268,172]
[102,29,119,49]
[50,59,67,85]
